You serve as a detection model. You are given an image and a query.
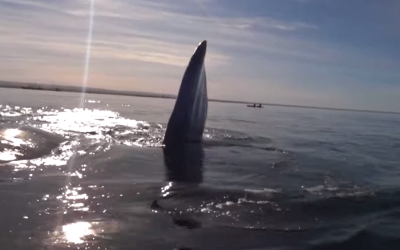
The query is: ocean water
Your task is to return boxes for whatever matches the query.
[0,88,399,250]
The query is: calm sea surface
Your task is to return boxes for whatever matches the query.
[0,88,399,250]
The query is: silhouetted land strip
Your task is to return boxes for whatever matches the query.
[0,81,398,115]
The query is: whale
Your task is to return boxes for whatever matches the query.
[162,40,208,186]
[163,40,208,146]
[155,40,209,229]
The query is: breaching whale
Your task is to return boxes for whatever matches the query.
[154,41,209,227]
[162,40,208,185]
[163,40,208,146]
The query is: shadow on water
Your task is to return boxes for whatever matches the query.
[163,143,204,185]
[151,142,205,230]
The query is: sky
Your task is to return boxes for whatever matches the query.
[0,0,399,112]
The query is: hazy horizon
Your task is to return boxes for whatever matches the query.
[2,80,400,116]
[0,0,399,112]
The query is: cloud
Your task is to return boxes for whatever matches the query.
[0,0,398,112]
[0,0,322,75]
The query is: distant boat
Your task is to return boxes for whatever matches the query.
[247,103,263,108]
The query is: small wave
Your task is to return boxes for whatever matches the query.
[0,125,63,164]
[302,183,374,198]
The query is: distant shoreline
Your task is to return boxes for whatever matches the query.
[0,80,398,115]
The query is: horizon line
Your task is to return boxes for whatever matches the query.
[0,80,398,116]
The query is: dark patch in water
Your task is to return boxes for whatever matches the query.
[172,218,202,229]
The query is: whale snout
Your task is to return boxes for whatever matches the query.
[191,40,207,65]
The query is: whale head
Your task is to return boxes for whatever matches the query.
[163,40,208,146]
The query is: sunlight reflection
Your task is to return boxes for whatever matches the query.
[86,100,100,103]
[0,149,21,161]
[8,141,79,169]
[62,187,89,201]
[50,219,120,247]
[0,105,24,117]
[0,129,33,147]
[0,128,34,162]
[62,222,94,244]
[38,108,145,135]
[56,186,90,212]
[4,129,21,137]
[161,182,174,197]
[30,157,67,167]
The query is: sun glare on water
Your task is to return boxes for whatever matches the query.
[0,129,29,162]
[4,129,22,137]
[62,222,95,244]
